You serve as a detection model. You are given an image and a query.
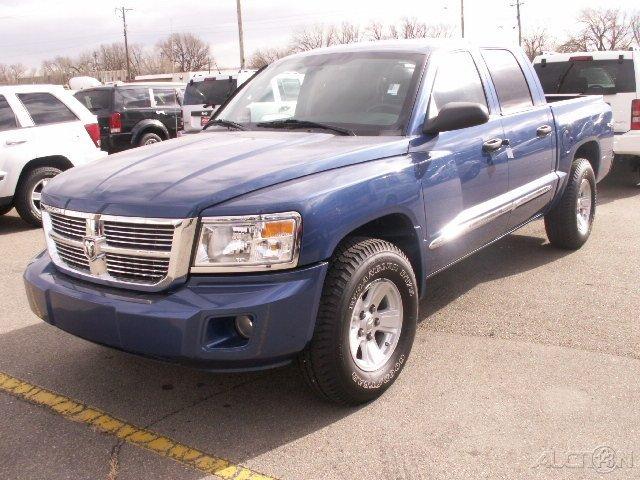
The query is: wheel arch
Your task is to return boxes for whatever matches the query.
[131,120,170,145]
[330,213,425,297]
[574,140,600,178]
[17,155,73,190]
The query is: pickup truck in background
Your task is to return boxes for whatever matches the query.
[534,50,639,183]
[24,41,613,405]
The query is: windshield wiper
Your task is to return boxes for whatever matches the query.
[203,119,246,131]
[256,119,355,136]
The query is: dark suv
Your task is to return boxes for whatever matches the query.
[74,83,184,153]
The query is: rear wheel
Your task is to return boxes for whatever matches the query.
[138,132,163,147]
[298,237,418,405]
[544,158,596,249]
[15,166,61,227]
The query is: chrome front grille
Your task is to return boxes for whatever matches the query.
[42,205,197,291]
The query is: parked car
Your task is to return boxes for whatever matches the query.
[534,50,639,182]
[182,70,255,132]
[25,41,613,405]
[73,83,184,153]
[0,85,106,226]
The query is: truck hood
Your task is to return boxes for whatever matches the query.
[43,131,409,218]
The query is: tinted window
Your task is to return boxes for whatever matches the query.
[429,51,488,119]
[184,79,238,106]
[74,89,112,113]
[17,92,77,125]
[0,95,17,131]
[115,88,151,109]
[482,49,533,113]
[534,59,636,94]
[153,88,179,107]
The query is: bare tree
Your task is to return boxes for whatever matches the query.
[566,8,633,51]
[290,24,333,52]
[333,22,361,44]
[247,47,292,68]
[365,21,387,41]
[523,28,554,60]
[157,33,211,72]
[631,12,640,47]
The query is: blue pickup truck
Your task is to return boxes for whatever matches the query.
[24,40,613,405]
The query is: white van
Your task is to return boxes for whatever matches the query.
[533,50,640,179]
[182,70,255,132]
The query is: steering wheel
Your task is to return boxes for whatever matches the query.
[366,104,401,114]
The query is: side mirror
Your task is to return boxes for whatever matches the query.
[423,102,490,135]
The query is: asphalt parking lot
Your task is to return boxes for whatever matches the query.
[0,167,638,480]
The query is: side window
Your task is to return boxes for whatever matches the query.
[429,52,488,119]
[482,49,533,114]
[152,88,179,107]
[17,92,77,125]
[0,95,18,131]
[115,88,151,109]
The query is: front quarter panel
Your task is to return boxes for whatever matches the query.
[199,154,427,271]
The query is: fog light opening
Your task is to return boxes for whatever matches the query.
[235,315,254,339]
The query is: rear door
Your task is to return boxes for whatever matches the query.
[0,94,30,199]
[151,87,182,137]
[114,87,154,135]
[482,48,555,227]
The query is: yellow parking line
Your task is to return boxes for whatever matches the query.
[0,372,276,480]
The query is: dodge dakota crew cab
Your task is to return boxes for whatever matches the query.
[24,41,613,405]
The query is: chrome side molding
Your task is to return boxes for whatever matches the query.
[429,178,554,250]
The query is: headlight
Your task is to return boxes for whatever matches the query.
[191,212,302,273]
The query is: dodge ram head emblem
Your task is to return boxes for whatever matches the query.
[83,237,98,260]
[82,235,107,275]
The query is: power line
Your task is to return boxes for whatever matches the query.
[115,6,133,81]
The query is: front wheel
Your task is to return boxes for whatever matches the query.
[544,158,596,249]
[298,237,418,405]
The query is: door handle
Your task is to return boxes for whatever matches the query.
[5,139,27,146]
[537,125,552,137]
[482,138,504,152]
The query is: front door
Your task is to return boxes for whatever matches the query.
[413,50,510,274]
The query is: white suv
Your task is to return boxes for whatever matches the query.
[0,85,106,226]
[534,50,640,181]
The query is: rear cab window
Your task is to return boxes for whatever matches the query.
[114,88,151,109]
[0,95,18,131]
[534,59,637,94]
[74,89,112,114]
[17,92,78,125]
[482,49,534,114]
[184,79,238,106]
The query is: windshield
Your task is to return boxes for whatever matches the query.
[74,89,111,114]
[216,51,426,136]
[184,78,238,106]
[534,59,636,94]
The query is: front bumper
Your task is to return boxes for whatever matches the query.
[24,252,328,371]
[613,131,640,157]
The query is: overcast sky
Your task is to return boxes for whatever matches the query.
[0,0,638,70]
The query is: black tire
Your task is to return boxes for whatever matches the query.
[0,204,12,216]
[15,166,61,227]
[544,158,596,250]
[298,237,418,405]
[138,132,163,147]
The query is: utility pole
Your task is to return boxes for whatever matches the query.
[236,0,246,69]
[511,0,523,46]
[460,0,465,38]
[116,7,133,81]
